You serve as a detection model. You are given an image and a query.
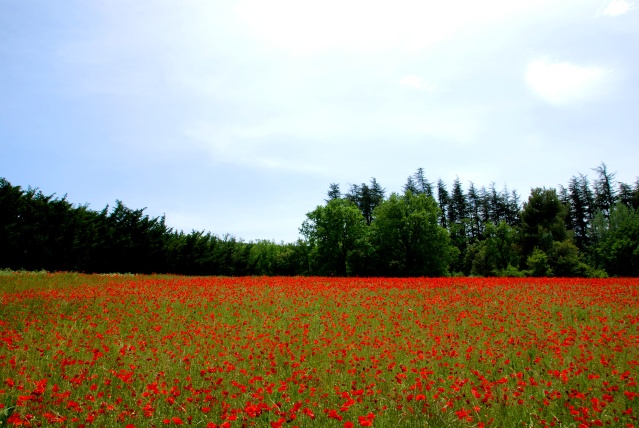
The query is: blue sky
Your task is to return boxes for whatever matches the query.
[2,0,638,242]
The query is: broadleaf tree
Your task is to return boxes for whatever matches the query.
[300,198,370,276]
[371,191,456,276]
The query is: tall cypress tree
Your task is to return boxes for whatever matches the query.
[618,182,634,209]
[369,178,386,221]
[467,182,482,239]
[593,163,617,222]
[413,168,433,197]
[448,177,467,226]
[487,183,505,223]
[567,174,594,249]
[403,176,418,194]
[506,189,521,227]
[478,186,491,232]
[617,179,639,210]
[344,179,385,226]
[0,178,24,269]
[436,179,449,228]
[326,183,341,202]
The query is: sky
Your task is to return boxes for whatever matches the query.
[1,0,638,243]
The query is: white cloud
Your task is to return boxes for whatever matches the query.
[399,75,435,91]
[600,0,636,16]
[183,122,329,174]
[234,0,557,54]
[525,59,609,106]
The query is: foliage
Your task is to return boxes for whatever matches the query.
[299,198,370,276]
[527,248,553,277]
[550,239,591,277]
[520,187,568,256]
[0,178,298,276]
[494,264,526,277]
[344,179,385,226]
[370,191,455,276]
[466,221,519,276]
[591,203,639,276]
[1,161,638,277]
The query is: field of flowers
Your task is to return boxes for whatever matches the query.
[1,273,638,427]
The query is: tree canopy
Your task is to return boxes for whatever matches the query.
[1,162,638,276]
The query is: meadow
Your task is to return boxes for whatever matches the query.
[1,273,638,427]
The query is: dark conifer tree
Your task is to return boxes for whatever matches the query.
[478,186,491,231]
[448,177,467,226]
[617,180,639,210]
[506,189,521,227]
[593,163,617,222]
[559,184,572,231]
[403,176,418,194]
[0,178,24,269]
[345,179,385,225]
[567,174,594,249]
[369,178,386,215]
[447,178,469,272]
[358,183,375,226]
[487,183,505,223]
[618,182,634,208]
[326,183,341,202]
[466,182,482,239]
[413,168,433,197]
[436,179,449,228]
[345,184,359,205]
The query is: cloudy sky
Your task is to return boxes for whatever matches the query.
[2,0,638,242]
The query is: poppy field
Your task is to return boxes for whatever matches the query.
[1,273,638,427]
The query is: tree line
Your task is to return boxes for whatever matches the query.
[0,178,306,276]
[1,163,638,276]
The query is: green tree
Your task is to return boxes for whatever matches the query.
[326,183,341,202]
[413,168,433,197]
[593,163,617,222]
[300,198,370,276]
[436,179,449,228]
[345,179,385,226]
[618,179,639,210]
[466,221,519,276]
[403,175,418,194]
[0,179,27,269]
[591,203,639,276]
[466,182,482,239]
[505,188,522,227]
[520,187,568,256]
[551,239,597,277]
[371,191,455,276]
[527,248,553,277]
[448,177,467,226]
[478,186,491,229]
[566,174,595,249]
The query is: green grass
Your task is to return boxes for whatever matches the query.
[0,274,638,427]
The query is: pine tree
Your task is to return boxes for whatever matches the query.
[506,189,521,227]
[436,179,449,228]
[344,179,385,225]
[448,177,467,225]
[326,183,341,201]
[413,168,433,197]
[467,182,482,239]
[567,174,594,249]
[593,163,617,222]
[487,183,505,223]
[478,186,491,232]
[403,176,418,194]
